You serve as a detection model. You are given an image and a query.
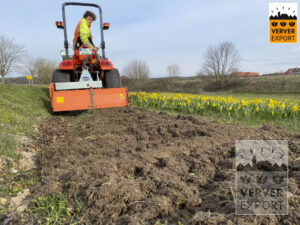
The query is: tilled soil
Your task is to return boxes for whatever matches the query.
[33,106,299,224]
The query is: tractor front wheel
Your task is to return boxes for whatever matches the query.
[103,69,122,88]
[52,69,70,83]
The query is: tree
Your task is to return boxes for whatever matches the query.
[21,56,38,83]
[0,35,26,84]
[122,60,150,79]
[202,41,240,86]
[167,64,180,77]
[21,57,57,84]
[36,58,57,84]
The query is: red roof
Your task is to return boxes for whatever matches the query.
[285,68,300,75]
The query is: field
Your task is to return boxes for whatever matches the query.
[122,74,300,94]
[129,92,300,132]
[0,84,299,224]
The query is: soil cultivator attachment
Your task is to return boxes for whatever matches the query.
[49,83,128,112]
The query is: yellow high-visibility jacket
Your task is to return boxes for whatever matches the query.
[73,18,95,49]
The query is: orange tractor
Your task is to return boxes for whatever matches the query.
[49,2,129,112]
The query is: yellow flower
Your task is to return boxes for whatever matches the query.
[256,107,259,112]
[292,105,298,112]
[213,103,216,107]
[281,104,286,110]
[197,103,200,107]
[229,106,232,111]
[244,111,247,116]
[241,100,248,106]
[272,111,274,116]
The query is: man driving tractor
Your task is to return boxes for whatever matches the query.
[73,11,98,51]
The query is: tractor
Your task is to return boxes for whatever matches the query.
[49,2,128,112]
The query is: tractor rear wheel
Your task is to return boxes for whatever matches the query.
[104,68,122,88]
[52,69,70,83]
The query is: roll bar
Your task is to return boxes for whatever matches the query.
[62,2,106,58]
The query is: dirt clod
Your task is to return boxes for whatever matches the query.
[0,198,7,206]
[11,188,30,212]
[18,151,37,170]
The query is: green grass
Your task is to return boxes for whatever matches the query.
[0,134,18,161]
[0,170,37,216]
[123,74,300,94]
[0,84,51,160]
[28,194,81,225]
[0,171,36,198]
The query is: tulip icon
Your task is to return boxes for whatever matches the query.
[280,22,286,27]
[257,174,268,184]
[272,22,278,27]
[240,175,251,184]
[289,21,295,27]
[273,175,284,184]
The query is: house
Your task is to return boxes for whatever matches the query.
[284,68,300,75]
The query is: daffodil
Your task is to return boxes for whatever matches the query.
[292,105,298,112]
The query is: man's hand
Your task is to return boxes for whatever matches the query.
[92,47,98,54]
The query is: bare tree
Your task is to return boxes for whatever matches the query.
[23,56,38,77]
[122,60,150,79]
[0,35,26,83]
[167,64,180,77]
[35,58,57,84]
[20,57,57,84]
[202,41,240,86]
[19,56,38,84]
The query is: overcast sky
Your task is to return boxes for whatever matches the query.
[2,0,300,77]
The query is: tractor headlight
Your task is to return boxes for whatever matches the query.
[60,50,67,59]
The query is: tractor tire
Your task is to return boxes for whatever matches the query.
[104,68,122,88]
[52,69,70,83]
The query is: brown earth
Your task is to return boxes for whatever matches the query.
[30,106,299,224]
